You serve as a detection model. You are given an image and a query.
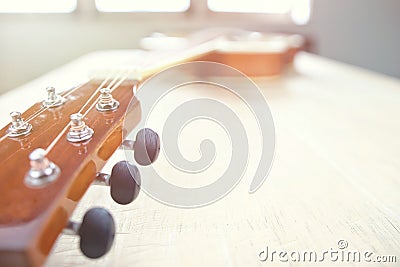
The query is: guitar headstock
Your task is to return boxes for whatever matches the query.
[0,78,160,267]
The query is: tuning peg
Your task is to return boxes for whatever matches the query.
[25,148,60,187]
[67,113,94,143]
[6,111,32,137]
[95,161,141,205]
[96,88,119,112]
[64,208,115,259]
[123,128,160,166]
[43,86,66,107]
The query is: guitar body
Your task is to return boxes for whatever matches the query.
[140,30,303,77]
[198,51,285,76]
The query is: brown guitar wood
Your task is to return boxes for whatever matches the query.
[198,51,286,76]
[0,80,140,267]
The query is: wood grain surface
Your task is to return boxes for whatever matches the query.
[0,51,399,266]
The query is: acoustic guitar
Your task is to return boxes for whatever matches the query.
[0,29,303,267]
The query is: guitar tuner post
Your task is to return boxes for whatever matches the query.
[6,111,32,137]
[25,148,60,187]
[42,86,66,108]
[96,88,119,112]
[67,113,94,143]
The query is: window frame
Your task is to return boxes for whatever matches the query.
[0,0,310,26]
[205,0,312,25]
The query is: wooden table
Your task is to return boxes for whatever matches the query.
[0,51,399,266]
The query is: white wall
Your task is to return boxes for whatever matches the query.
[0,0,399,94]
[310,0,400,79]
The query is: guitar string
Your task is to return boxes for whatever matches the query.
[77,71,121,115]
[0,46,177,147]
[0,36,212,159]
[0,134,7,143]
[0,82,97,144]
[44,74,117,154]
[82,69,132,118]
[26,71,118,125]
[0,68,137,150]
[25,83,87,123]
[22,34,207,133]
[45,69,132,154]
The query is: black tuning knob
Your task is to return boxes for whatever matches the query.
[95,161,141,205]
[123,128,160,166]
[64,207,115,259]
[110,161,141,205]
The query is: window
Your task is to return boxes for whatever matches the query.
[0,0,76,13]
[95,0,190,12]
[207,0,311,25]
[208,0,291,14]
[290,0,311,25]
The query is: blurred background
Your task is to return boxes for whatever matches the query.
[0,0,399,94]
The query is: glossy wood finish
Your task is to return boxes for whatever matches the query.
[0,80,140,267]
[198,51,286,76]
[138,30,303,77]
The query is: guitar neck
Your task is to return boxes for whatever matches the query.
[140,38,220,79]
[91,29,298,81]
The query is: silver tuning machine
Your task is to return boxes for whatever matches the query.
[6,111,32,138]
[63,208,115,259]
[24,148,60,187]
[67,113,94,143]
[96,88,119,112]
[43,87,66,108]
